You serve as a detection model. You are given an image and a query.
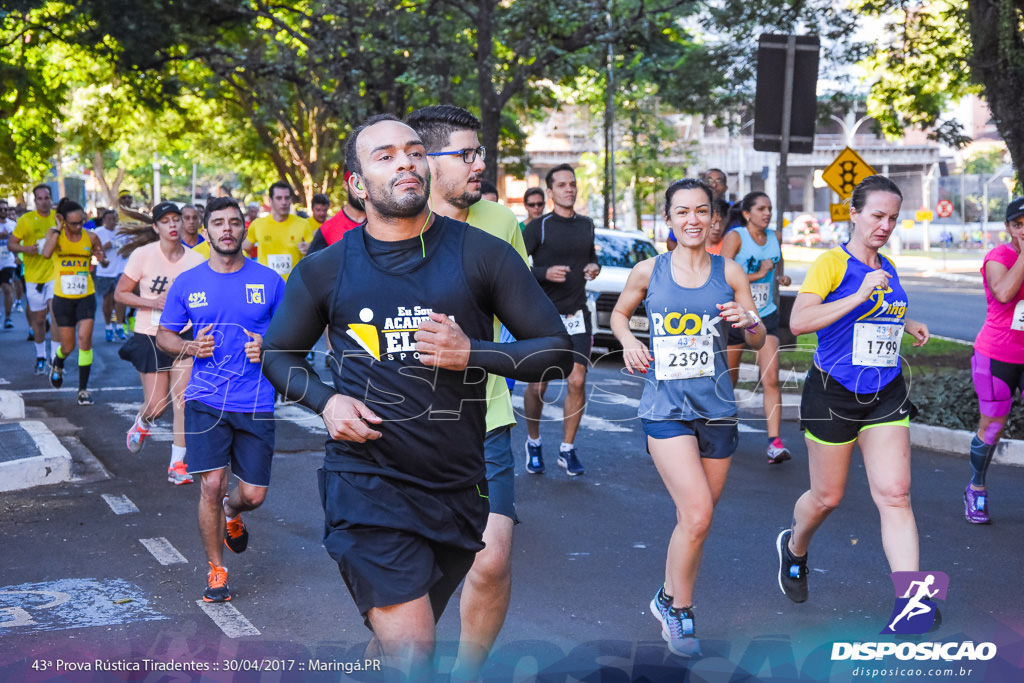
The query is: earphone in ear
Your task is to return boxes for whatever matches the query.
[351,173,364,191]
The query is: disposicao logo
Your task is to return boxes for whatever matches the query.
[882,571,947,635]
[831,571,998,663]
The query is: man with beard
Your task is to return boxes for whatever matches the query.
[260,114,572,677]
[156,197,285,603]
[407,104,527,681]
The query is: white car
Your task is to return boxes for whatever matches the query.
[586,228,659,349]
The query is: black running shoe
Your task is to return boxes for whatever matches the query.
[224,515,249,553]
[49,363,64,389]
[776,528,808,603]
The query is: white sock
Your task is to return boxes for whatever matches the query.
[170,444,186,466]
[527,436,542,446]
[34,342,45,358]
[560,442,575,453]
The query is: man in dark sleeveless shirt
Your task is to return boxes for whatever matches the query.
[261,114,572,677]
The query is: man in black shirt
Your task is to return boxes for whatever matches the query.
[522,163,600,477]
[261,115,572,677]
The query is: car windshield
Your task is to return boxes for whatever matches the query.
[594,233,658,268]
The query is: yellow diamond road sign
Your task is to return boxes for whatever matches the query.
[822,147,876,199]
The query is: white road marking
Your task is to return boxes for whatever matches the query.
[273,404,327,434]
[108,402,173,442]
[196,600,261,638]
[738,423,766,433]
[101,494,138,515]
[139,538,188,565]
[510,395,630,433]
[17,385,139,394]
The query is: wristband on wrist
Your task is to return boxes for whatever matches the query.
[745,311,761,332]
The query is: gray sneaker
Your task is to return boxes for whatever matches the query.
[664,606,701,657]
[650,586,672,638]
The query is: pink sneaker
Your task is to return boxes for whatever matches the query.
[167,462,193,486]
[126,418,150,453]
[767,437,791,464]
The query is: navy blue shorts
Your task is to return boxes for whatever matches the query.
[484,426,516,521]
[641,417,739,459]
[184,400,275,486]
[317,468,487,621]
[727,308,780,346]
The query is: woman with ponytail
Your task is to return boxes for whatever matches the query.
[40,198,107,405]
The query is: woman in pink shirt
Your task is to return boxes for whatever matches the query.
[115,202,205,484]
[966,198,1024,523]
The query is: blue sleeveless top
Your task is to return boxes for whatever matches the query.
[637,253,737,421]
[733,227,781,316]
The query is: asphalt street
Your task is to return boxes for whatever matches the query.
[0,276,1022,682]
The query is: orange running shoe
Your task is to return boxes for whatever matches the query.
[203,562,230,603]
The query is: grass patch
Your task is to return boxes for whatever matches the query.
[740,330,1013,437]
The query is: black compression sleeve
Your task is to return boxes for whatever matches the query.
[462,229,573,381]
[307,228,328,256]
[522,217,548,282]
[260,262,335,414]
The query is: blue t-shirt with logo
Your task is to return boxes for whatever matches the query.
[161,259,285,412]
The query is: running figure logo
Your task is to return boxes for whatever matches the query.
[881,571,948,634]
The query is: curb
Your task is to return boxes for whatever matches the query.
[0,419,74,492]
[0,390,25,419]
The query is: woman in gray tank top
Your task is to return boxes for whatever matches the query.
[609,179,765,658]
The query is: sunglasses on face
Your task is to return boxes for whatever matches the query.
[426,146,486,164]
[525,202,544,208]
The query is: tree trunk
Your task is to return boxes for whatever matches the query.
[92,151,125,208]
[475,0,502,182]
[968,0,1024,182]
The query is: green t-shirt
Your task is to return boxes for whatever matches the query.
[466,200,528,432]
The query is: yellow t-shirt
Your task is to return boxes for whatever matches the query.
[249,214,313,281]
[190,240,211,260]
[465,200,529,433]
[13,211,56,283]
[53,230,96,298]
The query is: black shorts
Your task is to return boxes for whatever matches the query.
[0,267,13,285]
[317,468,488,623]
[118,331,191,374]
[565,309,593,364]
[728,309,780,346]
[800,365,915,445]
[52,295,97,327]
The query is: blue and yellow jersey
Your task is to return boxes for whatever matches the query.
[800,245,908,393]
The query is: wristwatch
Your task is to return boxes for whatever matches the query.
[745,310,761,332]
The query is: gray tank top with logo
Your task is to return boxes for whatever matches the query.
[637,253,737,421]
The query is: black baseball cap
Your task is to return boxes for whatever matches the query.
[152,201,182,222]
[1007,198,1024,223]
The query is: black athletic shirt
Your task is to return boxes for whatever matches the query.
[523,212,598,315]
[261,216,573,491]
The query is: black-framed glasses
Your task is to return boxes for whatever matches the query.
[427,146,486,164]
[525,202,544,208]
